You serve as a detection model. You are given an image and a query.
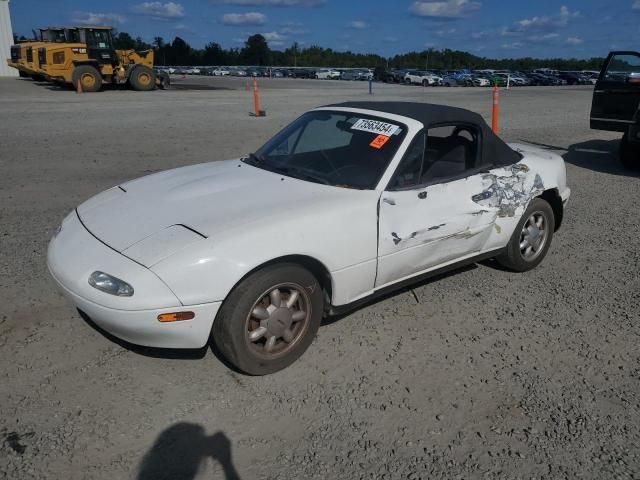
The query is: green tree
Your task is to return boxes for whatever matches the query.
[241,34,270,66]
[113,32,136,50]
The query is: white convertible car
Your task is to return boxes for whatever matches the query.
[48,102,570,375]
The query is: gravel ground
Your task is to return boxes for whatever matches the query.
[0,76,638,480]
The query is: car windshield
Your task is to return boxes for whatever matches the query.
[246,110,407,189]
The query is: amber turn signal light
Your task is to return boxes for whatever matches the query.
[157,311,195,323]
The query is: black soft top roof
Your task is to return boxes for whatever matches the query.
[327,101,521,167]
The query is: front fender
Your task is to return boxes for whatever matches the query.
[150,190,380,306]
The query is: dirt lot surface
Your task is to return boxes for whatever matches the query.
[0,76,638,480]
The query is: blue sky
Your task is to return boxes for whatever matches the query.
[9,0,640,58]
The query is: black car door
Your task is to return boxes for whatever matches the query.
[591,51,640,132]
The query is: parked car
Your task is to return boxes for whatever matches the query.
[290,68,315,79]
[47,101,570,375]
[404,70,442,86]
[494,72,529,86]
[315,69,341,80]
[558,72,589,85]
[526,72,555,86]
[483,74,507,87]
[461,75,490,87]
[340,69,360,81]
[590,50,640,169]
[211,68,230,76]
[373,67,395,83]
[442,74,463,87]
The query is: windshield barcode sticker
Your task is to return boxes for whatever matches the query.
[351,119,400,136]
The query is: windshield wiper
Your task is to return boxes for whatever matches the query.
[271,165,330,185]
[243,152,263,165]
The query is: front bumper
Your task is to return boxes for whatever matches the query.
[47,211,220,349]
[560,186,571,206]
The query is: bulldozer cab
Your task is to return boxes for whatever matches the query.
[76,27,117,65]
[40,28,69,43]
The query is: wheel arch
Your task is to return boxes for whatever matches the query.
[537,188,563,231]
[225,254,334,314]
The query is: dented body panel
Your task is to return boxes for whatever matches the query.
[47,103,570,349]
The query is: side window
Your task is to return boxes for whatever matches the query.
[422,125,479,184]
[388,131,426,190]
[604,54,640,84]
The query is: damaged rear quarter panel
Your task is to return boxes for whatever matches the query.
[472,163,545,219]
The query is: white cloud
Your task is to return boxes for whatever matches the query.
[279,23,308,35]
[262,31,286,41]
[471,29,490,39]
[567,36,583,45]
[435,28,456,36]
[223,12,267,25]
[215,0,325,5]
[506,5,578,34]
[71,12,126,25]
[410,0,481,19]
[349,20,368,29]
[501,41,523,49]
[633,0,640,10]
[132,2,185,18]
[528,32,560,42]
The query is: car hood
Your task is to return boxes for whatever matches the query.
[77,159,361,258]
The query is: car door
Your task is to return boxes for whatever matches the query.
[376,125,496,288]
[591,51,640,132]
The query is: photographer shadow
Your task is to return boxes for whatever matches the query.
[137,423,241,480]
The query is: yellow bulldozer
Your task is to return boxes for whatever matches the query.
[10,26,169,92]
[8,27,71,80]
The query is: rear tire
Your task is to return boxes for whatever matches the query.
[72,65,102,92]
[212,263,324,375]
[129,65,156,91]
[620,133,640,170]
[496,198,555,272]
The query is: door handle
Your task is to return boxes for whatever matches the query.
[418,191,427,199]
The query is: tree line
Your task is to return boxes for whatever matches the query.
[16,30,606,71]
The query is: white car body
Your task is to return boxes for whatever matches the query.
[48,105,570,350]
[315,69,341,80]
[212,68,230,76]
[405,71,441,86]
[473,77,490,87]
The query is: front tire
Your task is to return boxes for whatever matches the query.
[496,198,555,272]
[620,133,640,170]
[212,263,324,375]
[129,65,156,91]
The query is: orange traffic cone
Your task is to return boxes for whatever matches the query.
[76,79,82,94]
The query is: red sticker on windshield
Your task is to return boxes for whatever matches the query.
[370,134,390,149]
